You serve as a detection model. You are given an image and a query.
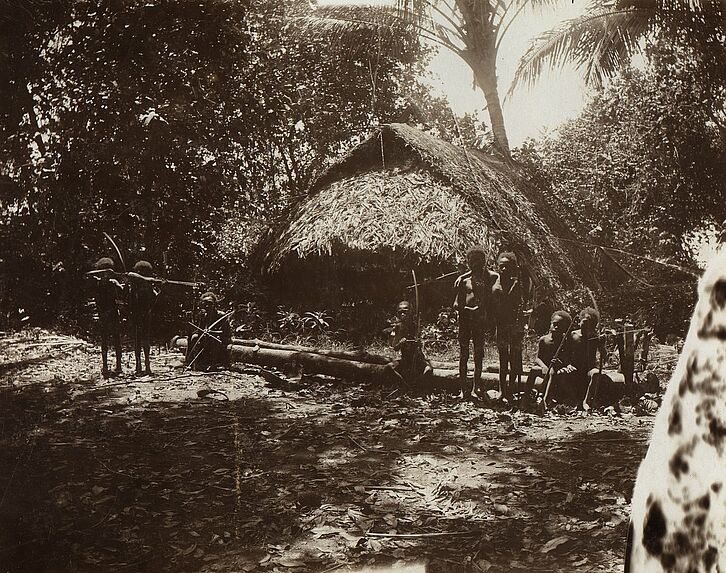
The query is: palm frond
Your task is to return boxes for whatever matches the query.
[291,4,464,54]
[507,0,724,97]
[507,8,654,98]
[495,0,566,49]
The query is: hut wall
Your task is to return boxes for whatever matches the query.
[270,256,457,320]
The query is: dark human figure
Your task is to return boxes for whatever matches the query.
[453,246,498,399]
[128,260,159,376]
[187,292,231,371]
[93,257,123,377]
[385,301,433,394]
[492,252,524,400]
[530,295,555,335]
[527,310,573,406]
[571,307,606,410]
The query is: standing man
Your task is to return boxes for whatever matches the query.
[453,246,498,399]
[492,252,524,401]
[92,257,124,378]
[128,260,160,376]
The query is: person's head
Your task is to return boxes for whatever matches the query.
[497,251,518,277]
[578,307,600,335]
[397,301,411,320]
[94,257,115,271]
[133,260,153,277]
[200,292,218,312]
[550,310,572,336]
[466,245,487,272]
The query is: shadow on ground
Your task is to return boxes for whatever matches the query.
[0,337,652,573]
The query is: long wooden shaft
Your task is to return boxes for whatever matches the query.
[86,269,201,288]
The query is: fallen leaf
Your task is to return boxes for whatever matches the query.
[276,557,307,567]
[540,536,572,554]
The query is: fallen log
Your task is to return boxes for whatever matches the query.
[229,345,643,404]
[231,338,496,372]
[230,344,522,391]
[229,344,389,382]
[230,338,392,365]
[175,337,631,385]
[188,337,488,372]
[172,338,642,403]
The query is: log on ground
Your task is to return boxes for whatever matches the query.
[173,337,632,385]
[229,344,389,382]
[230,338,392,365]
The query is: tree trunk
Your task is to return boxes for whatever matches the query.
[455,0,510,157]
[471,55,510,157]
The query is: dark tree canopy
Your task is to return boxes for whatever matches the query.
[0,0,455,326]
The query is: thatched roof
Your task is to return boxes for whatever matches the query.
[264,123,598,292]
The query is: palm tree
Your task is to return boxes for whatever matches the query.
[508,0,724,95]
[297,0,557,158]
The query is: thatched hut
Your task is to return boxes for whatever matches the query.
[262,123,598,312]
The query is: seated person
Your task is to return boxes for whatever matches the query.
[571,307,607,410]
[385,301,433,393]
[526,310,573,406]
[187,292,231,371]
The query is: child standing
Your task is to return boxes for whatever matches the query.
[92,257,124,377]
[128,260,160,376]
[492,252,524,401]
[453,246,498,399]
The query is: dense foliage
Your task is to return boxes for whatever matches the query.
[516,37,726,263]
[0,0,461,331]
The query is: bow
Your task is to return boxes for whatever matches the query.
[411,269,420,338]
[103,232,127,273]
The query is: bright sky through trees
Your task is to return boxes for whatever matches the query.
[317,0,589,146]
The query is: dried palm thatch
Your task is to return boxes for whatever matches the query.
[264,123,598,294]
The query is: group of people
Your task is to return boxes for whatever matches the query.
[386,245,606,410]
[92,246,605,409]
[90,257,230,377]
[92,257,159,377]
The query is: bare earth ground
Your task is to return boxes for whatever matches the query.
[0,331,655,573]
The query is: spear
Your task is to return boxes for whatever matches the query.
[542,317,575,411]
[406,269,463,290]
[86,268,202,288]
[411,269,421,338]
